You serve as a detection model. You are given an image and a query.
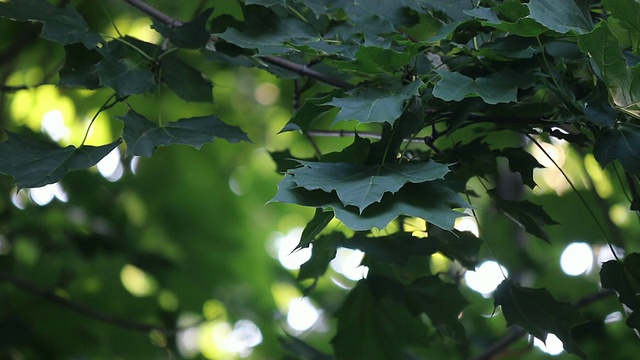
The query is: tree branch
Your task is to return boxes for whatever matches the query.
[468,290,615,360]
[121,0,353,90]
[0,271,187,335]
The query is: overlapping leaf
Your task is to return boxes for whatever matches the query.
[578,22,640,119]
[0,132,121,189]
[271,176,468,231]
[488,190,558,242]
[494,280,587,358]
[288,159,449,213]
[0,0,102,48]
[433,69,532,104]
[159,53,214,103]
[601,254,640,333]
[152,8,213,49]
[526,0,592,34]
[594,124,640,174]
[328,80,423,125]
[118,108,249,157]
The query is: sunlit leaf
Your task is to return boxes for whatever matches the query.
[494,280,587,359]
[118,108,249,157]
[0,132,121,189]
[288,159,449,213]
[152,8,213,49]
[328,79,423,125]
[594,124,640,174]
[0,0,102,48]
[405,276,468,339]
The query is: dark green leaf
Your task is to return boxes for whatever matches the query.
[417,0,473,22]
[288,159,449,212]
[600,254,640,333]
[497,147,544,188]
[96,45,155,97]
[280,334,333,360]
[467,3,547,37]
[298,209,334,250]
[405,276,468,339]
[328,79,423,125]
[118,108,249,157]
[488,190,558,242]
[332,45,418,74]
[428,228,482,269]
[337,233,439,265]
[433,69,529,104]
[298,233,341,281]
[152,8,213,49]
[332,281,430,359]
[271,176,469,231]
[321,134,371,164]
[58,44,101,89]
[603,0,640,36]
[594,124,640,174]
[0,0,102,48]
[526,0,592,34]
[0,132,121,189]
[494,280,587,358]
[160,53,213,102]
[281,91,338,133]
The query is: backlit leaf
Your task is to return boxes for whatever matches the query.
[338,233,440,265]
[160,53,213,103]
[288,159,449,212]
[118,108,249,157]
[297,209,334,250]
[601,257,640,334]
[494,280,587,358]
[96,44,155,97]
[297,233,341,282]
[0,132,121,189]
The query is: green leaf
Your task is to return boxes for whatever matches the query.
[526,0,592,34]
[601,254,640,334]
[433,69,527,104]
[271,176,469,231]
[298,233,341,281]
[297,209,334,250]
[328,79,423,125]
[152,8,213,49]
[405,276,468,339]
[288,160,449,213]
[338,233,439,266]
[0,0,102,48]
[281,91,338,133]
[58,44,101,89]
[594,124,640,174]
[160,53,213,103]
[494,280,587,358]
[96,44,155,97]
[332,281,430,359]
[427,228,482,269]
[332,45,418,74]
[466,3,547,37]
[216,5,319,55]
[417,0,473,22]
[602,0,640,36]
[118,108,249,157]
[488,190,558,242]
[0,132,121,189]
[497,147,544,188]
[578,22,640,118]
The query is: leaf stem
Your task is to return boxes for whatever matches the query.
[80,94,120,146]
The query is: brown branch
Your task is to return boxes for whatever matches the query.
[121,0,353,90]
[468,290,615,360]
[0,271,188,335]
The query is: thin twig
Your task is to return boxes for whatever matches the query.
[468,290,615,360]
[121,0,353,90]
[0,271,187,335]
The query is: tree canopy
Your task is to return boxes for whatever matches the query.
[1,0,640,359]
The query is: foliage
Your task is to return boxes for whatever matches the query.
[2,0,640,359]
